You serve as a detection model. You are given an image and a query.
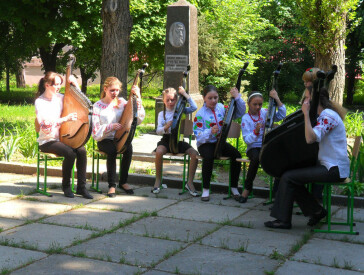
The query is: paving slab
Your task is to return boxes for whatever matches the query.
[143,270,175,275]
[0,183,35,198]
[292,238,364,272]
[42,208,136,231]
[85,195,177,214]
[276,260,363,275]
[0,223,94,251]
[155,244,278,275]
[0,245,47,271]
[334,207,364,222]
[184,192,266,209]
[133,186,196,201]
[232,209,310,236]
[0,199,71,220]
[0,173,33,182]
[66,232,187,267]
[158,201,248,223]
[0,196,12,203]
[200,225,302,256]
[11,254,145,275]
[24,189,106,205]
[87,180,140,195]
[119,216,218,242]
[0,217,25,231]
[314,221,364,244]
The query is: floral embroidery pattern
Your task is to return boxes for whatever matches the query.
[40,121,53,135]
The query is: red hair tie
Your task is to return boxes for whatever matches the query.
[306,68,313,72]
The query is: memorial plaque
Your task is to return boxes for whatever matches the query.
[155,0,202,128]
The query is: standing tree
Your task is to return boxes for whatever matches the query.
[101,0,132,98]
[295,0,359,104]
[0,0,102,73]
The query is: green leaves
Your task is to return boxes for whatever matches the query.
[295,0,360,55]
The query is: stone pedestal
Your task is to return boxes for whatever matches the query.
[155,0,203,129]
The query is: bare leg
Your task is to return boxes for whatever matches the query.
[186,148,198,191]
[154,145,168,188]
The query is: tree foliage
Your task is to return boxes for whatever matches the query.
[0,0,102,72]
[294,0,360,104]
[129,0,174,71]
[345,0,364,105]
[197,0,271,98]
[247,0,314,100]
[295,0,359,56]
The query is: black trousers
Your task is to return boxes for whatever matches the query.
[198,142,241,189]
[270,165,344,224]
[245,147,261,192]
[39,141,87,190]
[97,139,132,188]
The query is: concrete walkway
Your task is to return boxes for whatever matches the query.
[0,171,364,274]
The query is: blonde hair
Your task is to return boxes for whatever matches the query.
[162,87,178,120]
[302,67,320,83]
[101,77,122,99]
[300,67,320,104]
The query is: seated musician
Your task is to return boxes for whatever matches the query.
[193,85,246,202]
[240,90,286,203]
[152,87,199,196]
[35,72,93,199]
[92,77,145,198]
[265,86,349,229]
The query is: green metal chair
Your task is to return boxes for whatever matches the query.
[313,136,362,235]
[159,119,193,195]
[197,121,241,199]
[36,131,74,197]
[91,138,122,193]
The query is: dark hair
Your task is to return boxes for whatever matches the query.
[35,71,63,98]
[247,91,263,103]
[202,84,218,97]
[319,87,346,120]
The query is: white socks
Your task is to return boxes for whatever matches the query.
[231,187,240,196]
[202,188,209,198]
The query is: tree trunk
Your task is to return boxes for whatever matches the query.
[79,67,88,95]
[345,60,357,105]
[101,0,132,99]
[15,64,26,88]
[39,43,66,72]
[315,25,346,105]
[6,66,10,92]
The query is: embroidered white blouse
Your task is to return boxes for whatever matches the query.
[241,105,286,152]
[313,108,350,178]
[92,97,145,142]
[193,94,246,148]
[156,97,197,135]
[35,93,64,146]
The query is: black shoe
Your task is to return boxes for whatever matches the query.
[76,188,93,199]
[118,183,134,194]
[307,208,327,226]
[107,193,116,198]
[63,187,74,198]
[264,219,292,229]
[238,196,248,203]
